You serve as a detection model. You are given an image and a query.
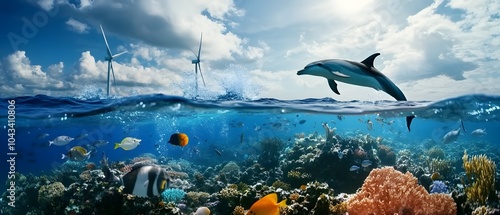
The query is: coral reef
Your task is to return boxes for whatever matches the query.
[377,144,396,165]
[427,147,446,159]
[462,150,497,205]
[347,167,457,215]
[38,182,65,212]
[430,180,449,194]
[258,138,284,170]
[162,188,186,203]
[429,158,453,178]
[232,205,245,215]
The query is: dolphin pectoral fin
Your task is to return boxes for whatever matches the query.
[327,79,340,95]
[331,71,350,78]
[406,115,415,132]
[361,53,381,68]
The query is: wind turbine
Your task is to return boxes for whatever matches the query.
[99,24,127,96]
[191,32,206,96]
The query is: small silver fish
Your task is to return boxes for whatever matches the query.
[37,133,49,139]
[349,165,360,171]
[361,160,372,167]
[471,128,486,137]
[367,120,373,131]
[442,128,461,144]
[337,151,344,159]
[49,135,74,146]
[75,133,88,140]
[93,140,109,147]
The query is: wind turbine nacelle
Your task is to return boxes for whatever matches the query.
[105,56,112,61]
[192,59,200,64]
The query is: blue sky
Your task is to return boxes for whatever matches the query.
[0,0,498,100]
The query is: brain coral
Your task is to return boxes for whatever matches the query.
[347,167,456,215]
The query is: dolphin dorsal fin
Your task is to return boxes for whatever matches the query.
[361,53,381,68]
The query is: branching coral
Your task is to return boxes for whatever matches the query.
[462,150,496,205]
[426,147,445,159]
[258,138,284,170]
[429,158,453,178]
[233,205,245,215]
[347,167,456,215]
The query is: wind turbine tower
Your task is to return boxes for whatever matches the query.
[191,32,206,96]
[100,24,127,96]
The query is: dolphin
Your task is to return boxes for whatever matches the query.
[297,53,415,131]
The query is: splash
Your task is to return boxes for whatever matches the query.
[74,85,106,100]
[180,64,262,100]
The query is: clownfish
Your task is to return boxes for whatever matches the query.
[168,133,189,147]
[246,193,287,215]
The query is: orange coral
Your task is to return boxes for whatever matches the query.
[347,167,456,215]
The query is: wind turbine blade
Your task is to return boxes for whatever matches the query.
[198,63,206,87]
[100,25,113,57]
[189,48,197,58]
[110,61,116,85]
[197,32,203,60]
[112,51,128,58]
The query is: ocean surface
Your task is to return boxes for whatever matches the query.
[0,93,499,213]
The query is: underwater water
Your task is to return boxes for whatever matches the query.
[1,93,499,214]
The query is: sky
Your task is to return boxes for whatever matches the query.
[0,0,498,101]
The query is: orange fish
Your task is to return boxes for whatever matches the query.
[246,193,287,215]
[300,185,307,190]
[168,133,189,147]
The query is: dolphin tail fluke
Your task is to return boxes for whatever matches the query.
[406,115,415,131]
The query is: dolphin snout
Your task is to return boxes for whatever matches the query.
[297,69,307,75]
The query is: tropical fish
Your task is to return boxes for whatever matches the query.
[75,133,88,140]
[299,119,306,124]
[361,160,372,167]
[246,193,287,215]
[431,172,442,180]
[61,146,91,162]
[337,115,344,121]
[195,207,210,215]
[214,148,222,156]
[442,128,461,144]
[93,140,109,147]
[49,135,74,146]
[37,133,49,139]
[337,150,344,159]
[101,152,170,197]
[114,137,141,150]
[122,164,171,197]
[366,119,373,131]
[101,152,122,183]
[168,133,189,147]
[349,165,360,172]
[471,128,486,137]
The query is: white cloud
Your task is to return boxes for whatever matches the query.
[37,0,55,11]
[65,18,90,33]
[0,51,67,95]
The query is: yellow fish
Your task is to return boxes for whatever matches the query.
[246,193,287,215]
